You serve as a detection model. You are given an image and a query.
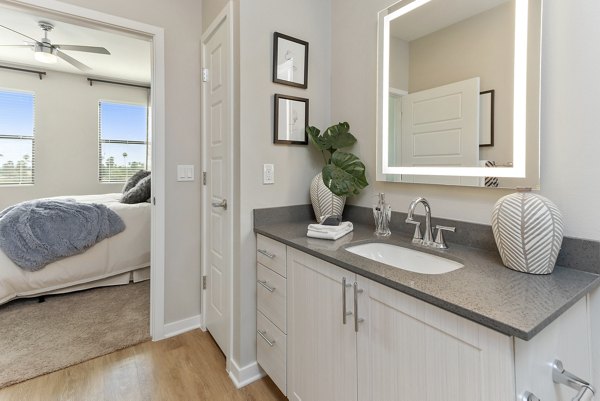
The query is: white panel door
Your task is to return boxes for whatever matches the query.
[401,77,480,185]
[356,276,515,401]
[202,14,231,356]
[287,248,358,401]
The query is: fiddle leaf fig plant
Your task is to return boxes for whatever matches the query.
[307,122,368,197]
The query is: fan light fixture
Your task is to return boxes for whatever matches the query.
[33,43,57,63]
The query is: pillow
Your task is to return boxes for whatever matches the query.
[122,170,151,193]
[121,175,151,204]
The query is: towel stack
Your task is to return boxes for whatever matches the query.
[307,222,353,240]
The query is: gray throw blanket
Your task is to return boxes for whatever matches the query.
[0,199,125,271]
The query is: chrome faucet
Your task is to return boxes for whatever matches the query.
[405,197,455,249]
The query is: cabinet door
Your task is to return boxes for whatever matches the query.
[356,276,515,401]
[287,248,358,401]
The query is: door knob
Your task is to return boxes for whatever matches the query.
[212,199,227,210]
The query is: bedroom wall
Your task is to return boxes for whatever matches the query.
[0,68,148,211]
[331,0,600,242]
[51,0,205,325]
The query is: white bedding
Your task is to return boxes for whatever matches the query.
[0,193,151,305]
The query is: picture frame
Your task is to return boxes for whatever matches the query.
[273,32,309,89]
[479,89,495,147]
[274,94,309,145]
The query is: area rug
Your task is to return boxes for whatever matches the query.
[0,281,150,388]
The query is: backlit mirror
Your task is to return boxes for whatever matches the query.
[376,0,541,188]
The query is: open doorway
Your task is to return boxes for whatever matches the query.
[0,0,166,387]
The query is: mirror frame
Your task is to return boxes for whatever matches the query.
[376,0,535,181]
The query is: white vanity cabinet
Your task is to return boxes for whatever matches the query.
[355,276,516,401]
[257,237,594,401]
[256,235,288,394]
[286,247,358,401]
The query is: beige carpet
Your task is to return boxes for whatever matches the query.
[0,281,150,388]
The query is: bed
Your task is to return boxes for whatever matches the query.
[0,193,151,305]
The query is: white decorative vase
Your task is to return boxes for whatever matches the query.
[310,172,346,222]
[491,190,564,275]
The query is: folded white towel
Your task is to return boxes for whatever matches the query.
[307,222,353,233]
[307,222,353,240]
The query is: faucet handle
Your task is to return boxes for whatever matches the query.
[405,218,422,243]
[434,225,456,249]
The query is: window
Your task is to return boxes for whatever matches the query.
[0,89,35,185]
[99,101,148,183]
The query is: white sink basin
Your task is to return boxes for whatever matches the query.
[345,243,463,275]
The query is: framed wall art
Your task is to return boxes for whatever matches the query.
[274,94,309,145]
[273,32,309,89]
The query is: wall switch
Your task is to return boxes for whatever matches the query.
[177,165,194,182]
[263,164,275,184]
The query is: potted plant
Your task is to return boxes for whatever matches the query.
[307,121,368,222]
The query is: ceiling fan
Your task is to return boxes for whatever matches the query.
[0,21,111,71]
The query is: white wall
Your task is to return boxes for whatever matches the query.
[332,0,600,241]
[49,0,205,325]
[0,69,147,211]
[236,0,331,367]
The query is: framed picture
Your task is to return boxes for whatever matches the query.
[479,89,495,147]
[273,32,309,89]
[274,94,309,145]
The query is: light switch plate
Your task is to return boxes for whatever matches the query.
[263,164,274,184]
[177,165,194,182]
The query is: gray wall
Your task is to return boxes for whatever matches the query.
[0,69,147,211]
[331,0,600,241]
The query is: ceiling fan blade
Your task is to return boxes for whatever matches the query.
[56,50,91,71]
[54,45,110,55]
[0,24,39,44]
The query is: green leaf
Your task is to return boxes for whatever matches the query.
[322,122,356,151]
[307,122,357,154]
[322,151,368,197]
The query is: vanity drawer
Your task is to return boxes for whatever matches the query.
[257,234,286,277]
[257,263,286,333]
[257,311,286,395]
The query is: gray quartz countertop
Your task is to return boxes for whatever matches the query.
[254,221,600,340]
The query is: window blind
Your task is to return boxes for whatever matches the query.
[0,89,35,185]
[98,101,148,183]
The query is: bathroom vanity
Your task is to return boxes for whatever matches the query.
[254,218,599,401]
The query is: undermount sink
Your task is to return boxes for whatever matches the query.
[345,243,464,275]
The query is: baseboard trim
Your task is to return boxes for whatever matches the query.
[228,358,265,389]
[162,314,202,339]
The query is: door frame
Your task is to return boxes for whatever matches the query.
[5,0,168,340]
[200,1,235,368]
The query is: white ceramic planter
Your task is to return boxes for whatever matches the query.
[309,173,346,222]
[491,191,564,275]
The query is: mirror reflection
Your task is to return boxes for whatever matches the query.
[377,0,541,188]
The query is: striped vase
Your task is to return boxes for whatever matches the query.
[491,191,564,275]
[310,173,346,223]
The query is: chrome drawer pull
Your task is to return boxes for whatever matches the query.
[257,280,276,292]
[257,330,276,347]
[353,282,364,332]
[258,249,276,258]
[342,277,352,324]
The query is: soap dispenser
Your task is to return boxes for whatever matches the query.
[373,193,391,237]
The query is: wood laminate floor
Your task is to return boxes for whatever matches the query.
[0,329,287,401]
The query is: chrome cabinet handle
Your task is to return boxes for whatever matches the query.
[553,359,596,401]
[353,282,364,332]
[257,249,275,258]
[257,330,276,347]
[342,277,352,324]
[257,280,275,292]
[521,391,540,401]
[212,199,227,210]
